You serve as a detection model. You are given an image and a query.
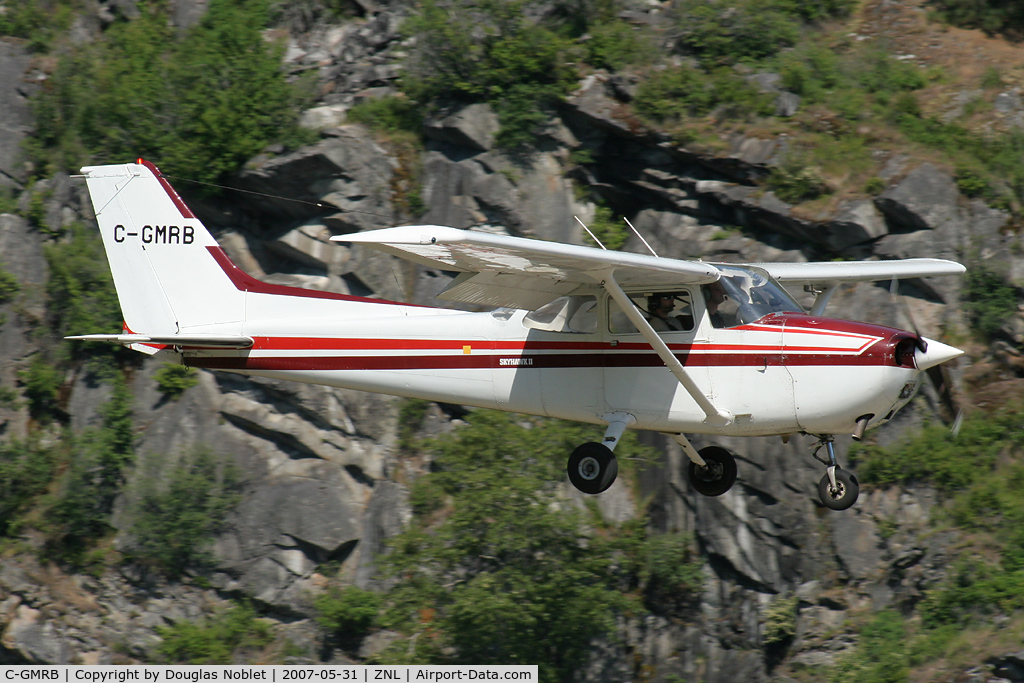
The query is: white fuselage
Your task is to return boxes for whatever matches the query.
[167,285,921,438]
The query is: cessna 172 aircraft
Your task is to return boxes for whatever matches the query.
[70,160,966,510]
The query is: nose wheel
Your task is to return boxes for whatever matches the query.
[813,437,859,510]
[567,442,618,494]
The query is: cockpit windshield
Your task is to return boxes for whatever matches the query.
[702,265,803,328]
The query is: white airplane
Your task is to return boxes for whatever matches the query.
[69,160,966,510]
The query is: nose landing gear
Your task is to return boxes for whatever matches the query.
[812,436,859,510]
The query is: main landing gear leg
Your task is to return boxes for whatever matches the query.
[674,433,738,497]
[567,413,635,495]
[812,436,860,510]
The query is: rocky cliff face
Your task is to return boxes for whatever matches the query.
[2,1,1024,679]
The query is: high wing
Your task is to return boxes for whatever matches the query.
[750,258,966,286]
[334,225,720,310]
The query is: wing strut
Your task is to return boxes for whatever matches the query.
[599,271,733,426]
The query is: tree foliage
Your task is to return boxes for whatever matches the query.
[28,0,309,183]
[154,364,200,400]
[45,377,136,561]
[961,264,1019,340]
[927,0,1024,40]
[158,602,273,664]
[0,438,58,538]
[371,411,700,682]
[124,447,242,577]
[402,0,579,149]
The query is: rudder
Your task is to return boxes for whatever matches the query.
[81,160,247,336]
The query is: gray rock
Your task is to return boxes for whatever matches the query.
[355,481,411,590]
[831,509,882,582]
[874,163,963,233]
[1,606,68,664]
[0,40,33,188]
[423,102,500,152]
[822,199,888,252]
[989,651,1024,682]
[236,127,397,232]
[775,91,801,117]
[170,0,209,29]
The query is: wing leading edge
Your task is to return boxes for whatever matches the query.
[334,225,721,310]
[751,258,965,286]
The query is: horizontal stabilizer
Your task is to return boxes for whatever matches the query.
[66,334,254,349]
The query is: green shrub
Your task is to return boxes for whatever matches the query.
[0,262,19,304]
[158,602,273,664]
[864,176,886,194]
[0,439,58,537]
[45,378,135,562]
[314,586,382,649]
[962,264,1018,340]
[955,166,990,197]
[583,205,629,251]
[29,0,309,184]
[981,65,1004,89]
[634,64,772,124]
[0,0,73,52]
[397,398,432,451]
[376,411,664,681]
[44,223,125,375]
[346,96,424,135]
[671,0,801,65]
[766,158,829,204]
[927,0,1024,39]
[763,595,798,647]
[830,611,909,683]
[852,405,1024,492]
[776,43,843,102]
[401,0,578,150]
[584,20,658,71]
[856,50,927,95]
[642,532,703,610]
[124,447,241,577]
[634,65,716,122]
[154,364,199,400]
[18,355,62,421]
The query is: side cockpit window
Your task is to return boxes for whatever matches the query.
[524,295,597,333]
[609,291,695,334]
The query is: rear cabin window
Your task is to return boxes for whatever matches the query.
[523,295,597,333]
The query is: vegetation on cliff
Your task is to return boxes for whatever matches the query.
[315,409,701,681]
[23,0,311,184]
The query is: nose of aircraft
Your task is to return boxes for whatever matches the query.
[915,338,964,371]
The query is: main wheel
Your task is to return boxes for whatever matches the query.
[567,442,618,494]
[687,446,738,497]
[818,468,859,510]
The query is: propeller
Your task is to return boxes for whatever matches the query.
[888,276,963,433]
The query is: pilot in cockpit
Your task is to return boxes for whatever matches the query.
[703,281,733,328]
[647,292,694,332]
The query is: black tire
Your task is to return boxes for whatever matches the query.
[567,442,618,494]
[687,446,738,496]
[818,468,859,510]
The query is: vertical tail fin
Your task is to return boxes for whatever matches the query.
[82,160,246,336]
